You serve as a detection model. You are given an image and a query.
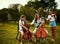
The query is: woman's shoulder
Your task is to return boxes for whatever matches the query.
[40,17,42,20]
[48,15,51,16]
[48,15,51,18]
[19,20,22,23]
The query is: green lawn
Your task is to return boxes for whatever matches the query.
[0,22,60,44]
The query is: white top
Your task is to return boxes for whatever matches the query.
[48,15,55,21]
[31,18,42,27]
[19,20,25,31]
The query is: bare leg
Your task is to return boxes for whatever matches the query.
[20,31,24,44]
[20,34,23,44]
[52,27,56,41]
[51,27,56,41]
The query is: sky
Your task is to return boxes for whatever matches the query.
[0,0,60,9]
[55,0,60,9]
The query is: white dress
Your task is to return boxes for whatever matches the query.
[19,20,25,35]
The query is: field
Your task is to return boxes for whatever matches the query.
[0,21,60,44]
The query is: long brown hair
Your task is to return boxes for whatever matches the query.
[20,15,26,21]
[34,13,40,22]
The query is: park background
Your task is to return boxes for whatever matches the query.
[0,0,60,44]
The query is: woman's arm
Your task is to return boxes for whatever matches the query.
[48,15,51,21]
[19,24,28,30]
[31,19,35,25]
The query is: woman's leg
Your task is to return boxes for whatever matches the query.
[33,28,37,34]
[51,27,56,41]
[20,31,24,44]
[44,28,48,34]
[52,21,56,41]
[20,35,23,44]
[33,28,37,42]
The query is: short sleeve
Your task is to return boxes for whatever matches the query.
[19,20,22,25]
[48,15,51,20]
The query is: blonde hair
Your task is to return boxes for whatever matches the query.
[20,15,26,20]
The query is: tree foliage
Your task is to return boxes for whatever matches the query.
[20,6,35,21]
[55,9,60,22]
[0,0,58,22]
[0,8,8,21]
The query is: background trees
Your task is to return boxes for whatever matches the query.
[0,0,60,22]
[55,9,60,22]
[0,4,21,22]
[0,8,8,22]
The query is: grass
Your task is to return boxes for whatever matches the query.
[0,21,60,44]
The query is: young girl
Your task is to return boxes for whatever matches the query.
[19,15,28,44]
[48,9,57,41]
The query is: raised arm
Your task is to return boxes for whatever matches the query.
[31,19,35,25]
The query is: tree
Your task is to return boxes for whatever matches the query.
[29,0,57,10]
[0,8,8,21]
[20,6,35,21]
[55,9,60,22]
[8,4,21,21]
[38,7,46,17]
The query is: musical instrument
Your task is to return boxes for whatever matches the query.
[35,23,47,39]
[22,23,32,40]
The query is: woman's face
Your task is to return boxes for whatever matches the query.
[36,14,40,18]
[21,17,26,21]
[49,10,52,15]
[22,17,26,21]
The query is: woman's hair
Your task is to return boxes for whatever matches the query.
[34,13,40,22]
[20,15,26,20]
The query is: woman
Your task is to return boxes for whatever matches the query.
[31,13,48,42]
[48,9,57,41]
[31,13,42,34]
[19,15,28,44]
